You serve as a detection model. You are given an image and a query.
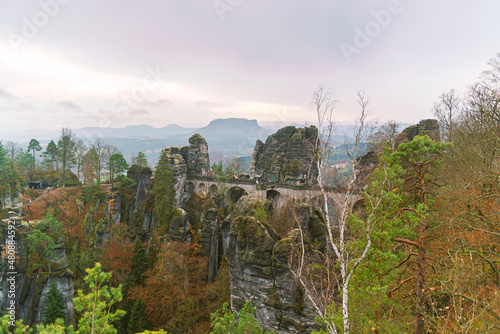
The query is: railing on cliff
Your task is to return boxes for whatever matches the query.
[186,173,350,193]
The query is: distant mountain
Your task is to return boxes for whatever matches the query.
[75,124,196,139]
[196,118,270,138]
[168,118,273,156]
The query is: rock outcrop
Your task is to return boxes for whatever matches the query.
[227,196,323,333]
[200,209,221,282]
[181,134,210,177]
[160,134,210,209]
[356,119,441,185]
[160,146,188,206]
[250,126,318,185]
[396,119,440,145]
[127,165,153,215]
[0,219,74,327]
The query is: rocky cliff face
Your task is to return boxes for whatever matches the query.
[160,133,210,209]
[159,146,188,207]
[226,196,323,333]
[0,218,74,327]
[249,126,318,185]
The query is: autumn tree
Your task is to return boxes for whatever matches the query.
[82,148,99,185]
[426,53,500,332]
[130,242,208,331]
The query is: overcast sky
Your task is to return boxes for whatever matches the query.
[0,0,499,133]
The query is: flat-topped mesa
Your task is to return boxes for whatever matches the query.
[249,126,319,185]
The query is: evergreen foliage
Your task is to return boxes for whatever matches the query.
[0,314,32,333]
[127,298,149,334]
[37,318,74,334]
[28,138,42,169]
[73,262,126,334]
[152,152,176,232]
[42,140,58,170]
[210,300,274,334]
[132,152,148,168]
[44,282,66,324]
[26,214,63,273]
[108,153,129,188]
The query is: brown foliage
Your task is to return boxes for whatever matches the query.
[130,242,210,330]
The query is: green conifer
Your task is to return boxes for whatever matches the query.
[127,299,149,334]
[152,151,176,232]
[44,282,66,324]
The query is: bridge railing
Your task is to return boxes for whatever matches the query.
[185,173,353,193]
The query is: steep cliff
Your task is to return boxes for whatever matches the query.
[226,196,323,333]
[0,218,74,327]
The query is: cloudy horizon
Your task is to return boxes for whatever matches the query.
[1,0,499,134]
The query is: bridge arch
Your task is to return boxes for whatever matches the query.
[266,190,281,208]
[226,186,248,205]
[198,183,207,196]
[209,184,218,198]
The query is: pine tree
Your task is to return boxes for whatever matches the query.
[130,239,149,286]
[152,151,176,232]
[73,263,125,334]
[127,299,149,334]
[28,138,42,169]
[44,282,66,324]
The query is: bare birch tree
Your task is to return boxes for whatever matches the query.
[290,88,392,334]
[432,89,460,141]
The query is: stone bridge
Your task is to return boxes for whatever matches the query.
[185,175,363,212]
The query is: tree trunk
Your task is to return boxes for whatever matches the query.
[414,171,427,334]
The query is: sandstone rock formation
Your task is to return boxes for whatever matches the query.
[396,119,440,145]
[226,196,323,333]
[0,219,74,327]
[250,126,318,185]
[160,133,210,208]
[181,133,211,177]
